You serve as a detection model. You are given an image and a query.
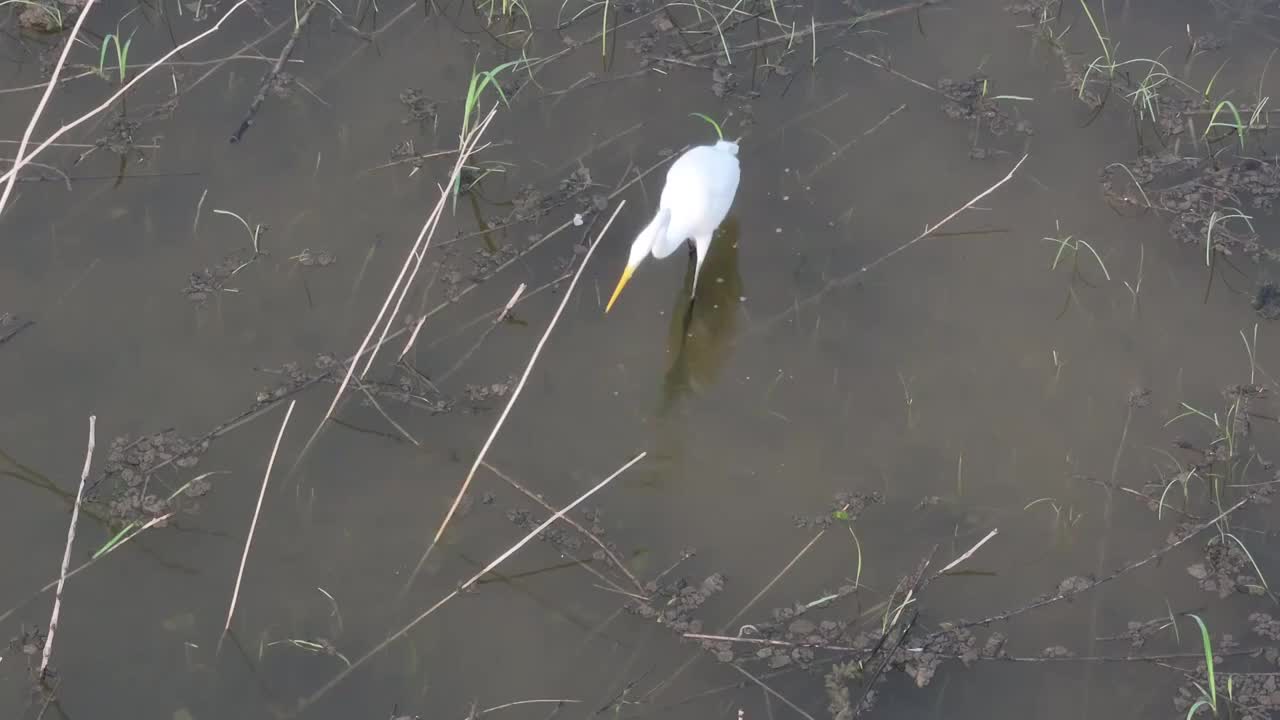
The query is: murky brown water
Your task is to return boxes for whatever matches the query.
[5,0,1280,718]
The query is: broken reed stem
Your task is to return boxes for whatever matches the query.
[403,199,628,592]
[0,0,99,220]
[222,400,296,639]
[230,0,318,143]
[296,105,499,463]
[0,0,253,198]
[294,451,646,715]
[40,415,95,680]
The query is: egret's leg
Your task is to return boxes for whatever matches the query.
[690,239,708,299]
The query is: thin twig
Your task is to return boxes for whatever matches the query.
[230,1,319,143]
[293,452,646,716]
[221,400,296,642]
[40,416,95,679]
[728,664,816,720]
[683,0,943,63]
[437,283,526,383]
[403,199,628,591]
[746,153,1027,341]
[950,496,1252,631]
[482,461,646,595]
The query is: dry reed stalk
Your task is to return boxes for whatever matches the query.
[222,400,296,640]
[0,0,99,219]
[359,106,502,378]
[403,199,628,591]
[296,106,499,462]
[0,0,254,199]
[294,451,646,715]
[40,415,95,679]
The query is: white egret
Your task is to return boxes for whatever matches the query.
[605,139,740,312]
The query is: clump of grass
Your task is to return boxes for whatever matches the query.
[1203,100,1247,149]
[1043,220,1110,281]
[97,30,135,83]
[455,57,531,206]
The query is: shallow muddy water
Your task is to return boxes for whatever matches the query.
[5,0,1280,718]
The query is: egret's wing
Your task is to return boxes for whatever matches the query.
[652,146,739,259]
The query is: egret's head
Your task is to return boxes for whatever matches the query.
[606,208,670,313]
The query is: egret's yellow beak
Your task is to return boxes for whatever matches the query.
[605,266,635,313]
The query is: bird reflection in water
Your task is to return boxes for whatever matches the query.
[659,217,743,413]
[638,219,743,488]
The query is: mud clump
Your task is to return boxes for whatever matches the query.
[184,248,261,303]
[91,431,211,525]
[938,75,1034,139]
[1102,154,1280,262]
[16,0,85,33]
[628,573,726,634]
[398,88,438,130]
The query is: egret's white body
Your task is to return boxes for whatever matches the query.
[606,139,740,312]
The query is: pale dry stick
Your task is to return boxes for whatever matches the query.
[221,400,296,645]
[744,153,1028,342]
[295,107,498,464]
[0,0,254,192]
[0,0,98,220]
[403,200,628,592]
[481,460,646,595]
[935,528,998,576]
[292,452,646,716]
[39,415,95,679]
[458,699,583,719]
[0,513,173,626]
[396,314,429,362]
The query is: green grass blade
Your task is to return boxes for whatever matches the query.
[1187,613,1217,712]
[689,112,724,140]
